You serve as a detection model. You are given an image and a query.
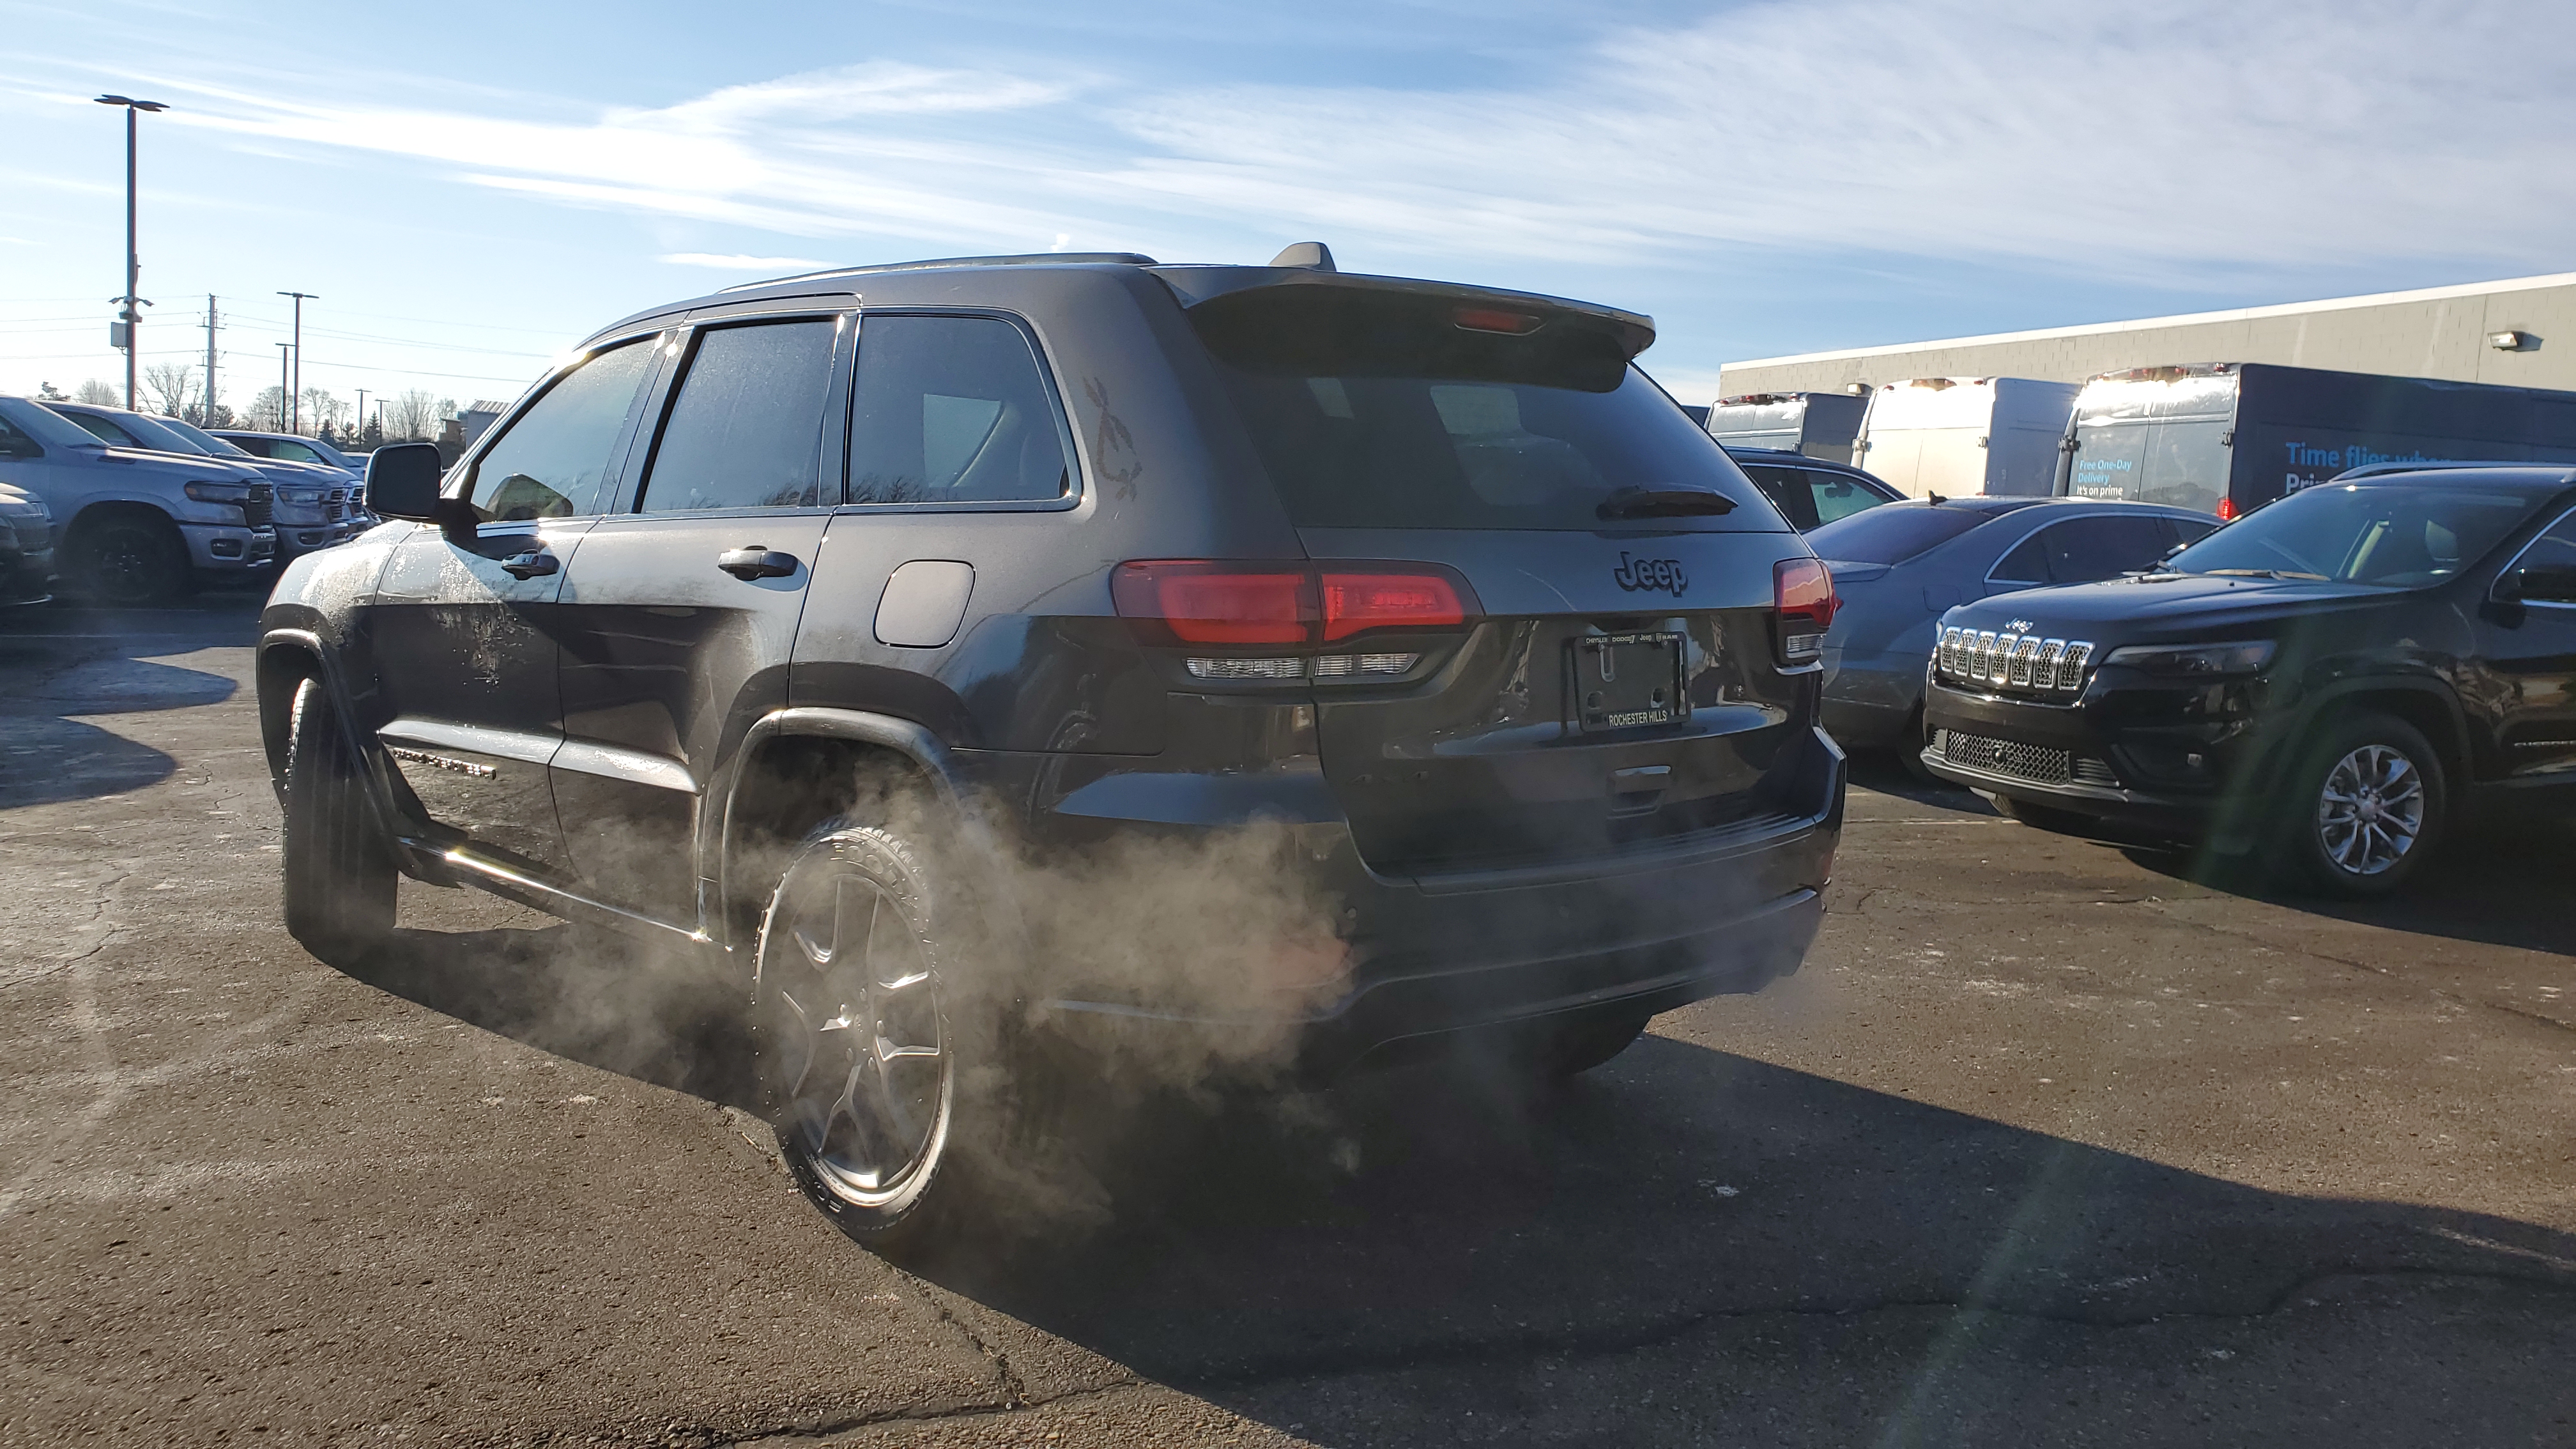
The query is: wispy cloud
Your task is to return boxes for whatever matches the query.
[659,252,828,271]
[93,2,2576,283]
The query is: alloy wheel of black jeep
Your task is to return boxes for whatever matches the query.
[757,821,959,1243]
[70,514,187,606]
[280,676,399,961]
[2281,714,2444,897]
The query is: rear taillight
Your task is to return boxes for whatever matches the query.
[1319,571,1466,640]
[1115,560,1479,681]
[1774,557,1837,664]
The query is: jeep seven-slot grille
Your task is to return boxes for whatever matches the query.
[1936,626,2092,695]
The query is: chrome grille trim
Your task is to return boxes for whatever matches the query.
[1936,625,2095,695]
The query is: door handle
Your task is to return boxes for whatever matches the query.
[499,549,558,580]
[717,546,799,581]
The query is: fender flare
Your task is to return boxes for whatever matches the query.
[709,707,1018,956]
[2283,675,2474,778]
[255,627,414,848]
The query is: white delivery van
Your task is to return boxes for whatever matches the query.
[1851,377,2078,498]
[1703,390,1869,464]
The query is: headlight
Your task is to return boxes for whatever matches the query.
[184,480,252,503]
[275,485,327,505]
[2102,640,2276,677]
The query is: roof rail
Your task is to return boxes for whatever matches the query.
[2321,459,2543,483]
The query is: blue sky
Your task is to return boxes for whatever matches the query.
[6,0,2573,417]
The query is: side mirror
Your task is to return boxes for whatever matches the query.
[363,442,445,520]
[364,442,479,544]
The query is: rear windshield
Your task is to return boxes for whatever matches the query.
[1807,502,2019,564]
[1191,289,1779,532]
[2168,482,2544,586]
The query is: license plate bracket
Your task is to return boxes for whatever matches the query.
[1571,632,1685,731]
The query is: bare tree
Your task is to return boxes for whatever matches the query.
[384,389,454,443]
[245,386,289,432]
[144,363,197,418]
[299,387,350,436]
[75,379,119,406]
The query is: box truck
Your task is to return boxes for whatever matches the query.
[2056,362,2576,518]
[1850,376,2078,498]
[1704,390,1869,464]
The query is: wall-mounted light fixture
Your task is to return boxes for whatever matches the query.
[2488,330,2533,351]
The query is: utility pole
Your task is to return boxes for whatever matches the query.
[277,342,292,432]
[95,95,168,411]
[354,388,369,439]
[277,291,316,434]
[201,295,219,425]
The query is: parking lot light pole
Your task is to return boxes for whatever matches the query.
[277,291,316,433]
[95,95,168,411]
[277,343,292,431]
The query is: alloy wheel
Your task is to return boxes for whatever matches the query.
[767,870,950,1208]
[2313,743,2425,877]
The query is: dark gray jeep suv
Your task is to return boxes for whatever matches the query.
[256,247,1846,1241]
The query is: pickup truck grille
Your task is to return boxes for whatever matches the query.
[241,484,273,528]
[1936,627,2093,695]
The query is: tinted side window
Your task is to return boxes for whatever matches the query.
[270,439,324,464]
[464,339,656,521]
[637,318,840,513]
[1810,470,1883,525]
[1991,532,2050,583]
[2516,509,2576,583]
[2039,514,2177,583]
[848,315,1073,505]
[2170,518,2218,547]
[1741,466,1819,530]
[0,414,44,459]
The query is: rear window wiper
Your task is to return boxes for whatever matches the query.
[1597,487,1737,520]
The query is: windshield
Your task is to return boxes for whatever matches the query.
[158,417,259,457]
[1807,502,2021,564]
[2167,482,2542,586]
[113,413,218,456]
[0,396,112,450]
[1192,289,1777,532]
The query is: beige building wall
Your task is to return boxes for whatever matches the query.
[1719,273,2576,397]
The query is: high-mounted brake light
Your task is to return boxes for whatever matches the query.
[1774,557,1837,664]
[2214,496,2239,521]
[1115,560,1480,659]
[1452,306,1544,335]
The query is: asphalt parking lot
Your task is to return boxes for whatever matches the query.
[3,595,2572,1447]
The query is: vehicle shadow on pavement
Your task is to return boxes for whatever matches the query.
[332,922,762,1109]
[0,601,254,808]
[2116,821,2576,956]
[910,1036,2576,1446]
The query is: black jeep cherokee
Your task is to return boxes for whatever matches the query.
[1922,466,2576,895]
[255,247,1846,1239]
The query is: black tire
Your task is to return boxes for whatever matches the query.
[1991,793,2099,836]
[280,676,398,961]
[66,511,190,606]
[755,817,976,1249]
[2271,713,2446,898]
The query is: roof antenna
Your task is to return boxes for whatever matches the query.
[1269,241,1337,271]
[1924,493,1947,505]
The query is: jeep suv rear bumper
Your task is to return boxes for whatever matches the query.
[989,725,1844,1077]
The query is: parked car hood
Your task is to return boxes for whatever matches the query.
[93,444,268,482]
[1942,571,2412,640]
